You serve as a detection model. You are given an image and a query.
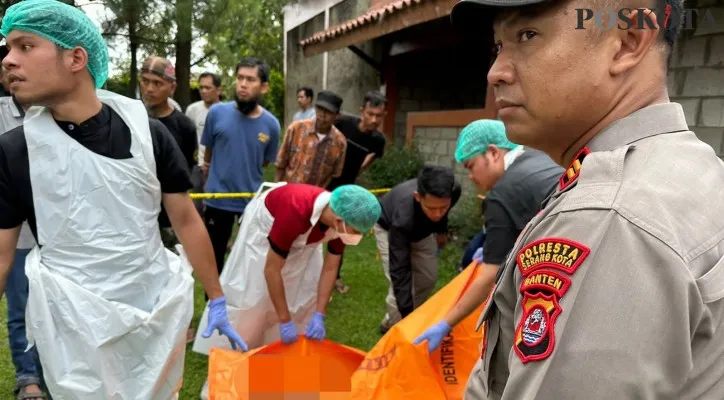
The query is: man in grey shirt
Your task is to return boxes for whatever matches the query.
[293,87,315,121]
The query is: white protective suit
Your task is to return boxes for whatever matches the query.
[193,182,337,354]
[23,91,195,399]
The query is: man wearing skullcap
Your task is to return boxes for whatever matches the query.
[414,119,562,353]
[0,0,247,398]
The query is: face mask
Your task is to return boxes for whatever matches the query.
[337,221,363,246]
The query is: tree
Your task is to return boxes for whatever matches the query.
[174,0,193,108]
[196,0,290,118]
[1,0,76,17]
[99,0,175,97]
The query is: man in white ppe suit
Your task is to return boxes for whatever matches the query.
[193,182,381,397]
[0,1,246,398]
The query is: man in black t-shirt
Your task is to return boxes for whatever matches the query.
[0,2,245,396]
[327,91,387,191]
[140,56,199,252]
[327,91,387,294]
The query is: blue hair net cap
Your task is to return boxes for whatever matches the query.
[1,0,109,88]
[329,185,382,233]
[455,119,519,163]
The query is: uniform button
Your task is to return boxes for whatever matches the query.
[68,124,74,130]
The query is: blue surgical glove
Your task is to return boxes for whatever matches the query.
[305,312,326,341]
[413,320,452,353]
[473,247,484,263]
[202,296,249,352]
[280,320,298,345]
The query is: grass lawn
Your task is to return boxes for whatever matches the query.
[0,233,463,398]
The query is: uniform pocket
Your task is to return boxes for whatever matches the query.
[696,255,724,304]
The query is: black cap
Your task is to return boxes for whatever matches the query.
[315,90,343,113]
[451,0,549,32]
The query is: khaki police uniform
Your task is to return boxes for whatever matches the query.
[465,103,724,399]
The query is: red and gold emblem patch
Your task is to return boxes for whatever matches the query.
[520,269,571,298]
[514,292,562,364]
[517,237,590,277]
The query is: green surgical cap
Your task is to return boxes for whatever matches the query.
[455,119,519,164]
[1,0,109,88]
[329,185,381,233]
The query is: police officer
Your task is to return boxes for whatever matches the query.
[413,119,562,353]
[451,0,724,398]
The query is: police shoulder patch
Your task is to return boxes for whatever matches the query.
[520,269,571,298]
[517,237,590,277]
[514,292,562,364]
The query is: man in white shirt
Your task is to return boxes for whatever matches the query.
[186,72,222,215]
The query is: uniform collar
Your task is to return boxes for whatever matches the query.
[587,103,689,152]
[503,146,525,170]
[558,103,688,191]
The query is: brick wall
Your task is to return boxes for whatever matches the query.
[668,1,724,158]
[391,44,489,146]
[414,126,477,193]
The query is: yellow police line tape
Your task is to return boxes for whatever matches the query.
[189,188,392,200]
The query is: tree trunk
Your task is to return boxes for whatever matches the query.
[174,0,193,110]
[126,2,139,98]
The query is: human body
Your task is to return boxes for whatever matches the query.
[193,183,380,398]
[201,58,281,279]
[0,2,243,398]
[375,166,461,333]
[140,56,198,250]
[451,0,724,398]
[327,91,387,294]
[0,94,45,399]
[275,90,347,188]
[292,87,315,121]
[186,72,222,215]
[414,119,562,352]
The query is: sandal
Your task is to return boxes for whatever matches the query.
[16,385,46,400]
[334,279,349,294]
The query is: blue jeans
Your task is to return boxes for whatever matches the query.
[5,248,43,391]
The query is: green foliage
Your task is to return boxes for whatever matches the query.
[363,144,426,190]
[448,190,484,246]
[103,71,131,96]
[263,69,285,121]
[196,0,290,119]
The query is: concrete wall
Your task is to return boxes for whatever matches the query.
[284,0,379,128]
[326,0,381,115]
[285,13,326,127]
[413,126,477,192]
[667,0,724,158]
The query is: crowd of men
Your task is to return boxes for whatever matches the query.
[2,0,724,399]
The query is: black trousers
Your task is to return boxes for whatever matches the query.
[204,206,242,299]
[190,165,205,217]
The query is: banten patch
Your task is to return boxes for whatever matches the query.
[517,237,590,276]
[514,292,562,364]
[520,270,571,298]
